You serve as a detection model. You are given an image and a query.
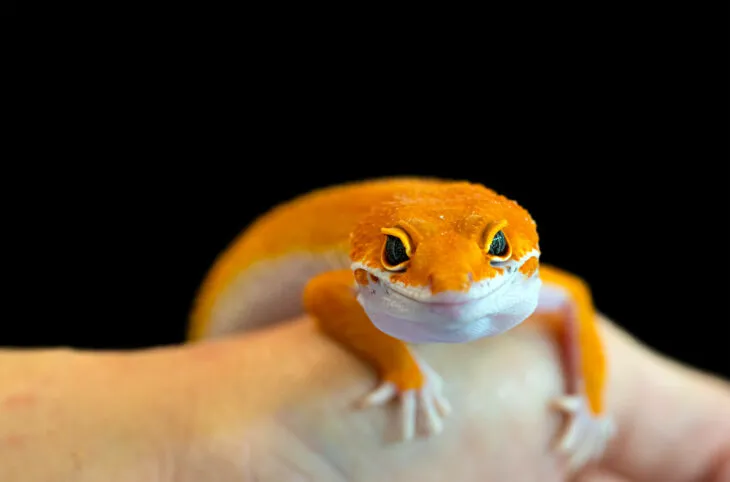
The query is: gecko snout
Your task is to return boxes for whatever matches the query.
[428,271,472,294]
[414,235,485,295]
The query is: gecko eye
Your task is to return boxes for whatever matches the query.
[382,235,410,270]
[488,231,510,258]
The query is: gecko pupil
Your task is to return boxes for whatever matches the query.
[384,235,409,266]
[488,231,508,256]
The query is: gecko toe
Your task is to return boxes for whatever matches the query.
[568,429,597,472]
[551,394,615,473]
[358,381,397,408]
[400,390,417,441]
[418,387,444,435]
[434,390,452,416]
[552,394,582,413]
[358,355,451,442]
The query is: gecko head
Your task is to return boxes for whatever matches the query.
[349,181,542,343]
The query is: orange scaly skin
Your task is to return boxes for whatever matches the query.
[188,179,436,340]
[188,177,614,467]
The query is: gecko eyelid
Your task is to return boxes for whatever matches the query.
[483,221,512,262]
[380,227,412,271]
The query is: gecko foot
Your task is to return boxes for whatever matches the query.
[358,358,451,441]
[551,395,616,472]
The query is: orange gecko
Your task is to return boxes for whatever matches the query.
[187,177,615,468]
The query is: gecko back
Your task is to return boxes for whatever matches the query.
[187,177,449,340]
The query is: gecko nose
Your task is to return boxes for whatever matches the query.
[428,272,472,294]
[415,234,483,295]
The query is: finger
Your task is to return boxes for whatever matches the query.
[597,317,730,482]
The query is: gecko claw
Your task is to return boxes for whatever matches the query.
[551,395,616,472]
[357,357,450,441]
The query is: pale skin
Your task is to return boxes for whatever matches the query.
[1,314,729,482]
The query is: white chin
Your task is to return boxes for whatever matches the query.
[356,274,541,344]
[368,310,532,343]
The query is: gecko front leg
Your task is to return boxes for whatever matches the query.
[536,265,616,471]
[303,269,451,441]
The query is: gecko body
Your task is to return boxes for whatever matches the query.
[188,177,614,468]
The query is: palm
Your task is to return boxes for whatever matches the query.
[179,314,730,482]
[2,316,727,482]
[180,316,625,481]
[264,323,573,481]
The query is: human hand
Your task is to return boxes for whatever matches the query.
[1,314,728,481]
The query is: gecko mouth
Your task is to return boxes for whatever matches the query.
[383,275,514,310]
[356,270,542,343]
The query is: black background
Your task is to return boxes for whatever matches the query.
[12,159,729,379]
[7,7,729,381]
